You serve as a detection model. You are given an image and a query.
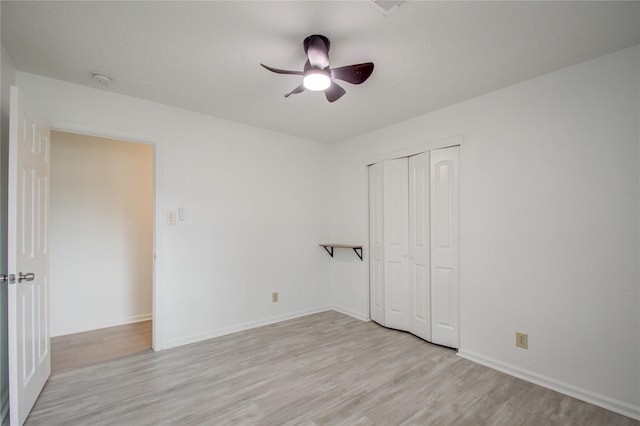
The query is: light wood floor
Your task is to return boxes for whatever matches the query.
[51,320,152,373]
[29,311,636,425]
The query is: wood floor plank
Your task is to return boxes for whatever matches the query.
[50,320,152,373]
[28,312,637,425]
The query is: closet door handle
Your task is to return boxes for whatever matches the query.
[18,272,35,283]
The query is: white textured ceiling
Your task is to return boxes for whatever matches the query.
[2,1,639,144]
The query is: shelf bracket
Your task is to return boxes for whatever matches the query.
[319,244,363,261]
[352,247,363,261]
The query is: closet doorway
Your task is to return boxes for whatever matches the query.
[369,146,459,348]
[49,131,154,372]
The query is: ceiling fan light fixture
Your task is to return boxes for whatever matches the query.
[303,69,331,91]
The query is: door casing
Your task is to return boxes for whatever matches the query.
[47,122,163,351]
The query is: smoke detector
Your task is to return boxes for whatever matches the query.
[91,72,113,85]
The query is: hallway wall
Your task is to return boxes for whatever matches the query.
[50,132,153,336]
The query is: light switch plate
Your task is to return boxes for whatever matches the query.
[167,212,177,225]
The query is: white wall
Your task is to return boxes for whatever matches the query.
[50,131,153,336]
[0,42,17,424]
[16,72,331,349]
[328,46,640,418]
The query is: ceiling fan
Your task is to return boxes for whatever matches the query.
[261,35,374,103]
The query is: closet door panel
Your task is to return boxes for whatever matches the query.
[383,158,409,331]
[434,267,454,323]
[430,146,460,348]
[368,162,385,325]
[408,152,431,341]
[386,261,405,314]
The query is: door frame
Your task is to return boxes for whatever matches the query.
[364,135,464,167]
[47,121,164,351]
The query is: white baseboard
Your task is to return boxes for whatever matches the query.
[163,306,332,350]
[457,349,640,421]
[52,313,153,337]
[1,387,8,426]
[331,305,370,322]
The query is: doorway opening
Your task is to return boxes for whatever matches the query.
[49,131,154,373]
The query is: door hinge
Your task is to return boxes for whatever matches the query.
[0,274,16,284]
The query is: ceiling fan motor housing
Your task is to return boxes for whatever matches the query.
[303,34,330,57]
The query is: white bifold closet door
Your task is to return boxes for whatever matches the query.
[368,146,459,348]
[408,152,431,341]
[430,147,460,348]
[369,162,385,325]
[382,159,409,331]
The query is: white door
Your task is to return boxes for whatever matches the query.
[368,162,385,325]
[382,158,410,331]
[8,86,51,426]
[408,152,431,341]
[430,146,459,348]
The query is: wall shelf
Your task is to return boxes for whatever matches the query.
[319,243,363,261]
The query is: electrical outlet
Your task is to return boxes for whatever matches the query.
[272,292,279,303]
[516,332,528,349]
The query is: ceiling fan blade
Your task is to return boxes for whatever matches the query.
[260,63,303,75]
[305,36,330,69]
[331,62,374,85]
[284,84,305,98]
[325,82,346,103]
